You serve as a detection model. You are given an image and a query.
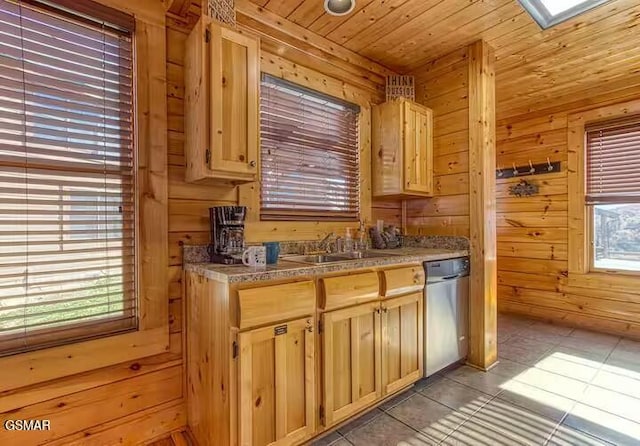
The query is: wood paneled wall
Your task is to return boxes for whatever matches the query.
[0,3,395,444]
[404,47,470,237]
[496,84,640,339]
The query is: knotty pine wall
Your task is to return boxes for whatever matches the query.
[496,81,640,338]
[0,4,398,444]
[403,47,471,237]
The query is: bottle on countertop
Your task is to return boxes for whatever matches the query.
[356,220,367,251]
[344,227,354,252]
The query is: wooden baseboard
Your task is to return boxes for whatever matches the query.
[498,301,640,340]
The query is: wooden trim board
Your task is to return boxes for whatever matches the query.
[467,40,498,370]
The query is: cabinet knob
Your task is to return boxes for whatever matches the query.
[249,160,256,168]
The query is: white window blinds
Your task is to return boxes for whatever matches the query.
[0,0,136,355]
[260,74,360,221]
[586,115,640,204]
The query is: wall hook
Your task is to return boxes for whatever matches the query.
[496,160,561,179]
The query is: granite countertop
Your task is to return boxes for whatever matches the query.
[184,248,468,283]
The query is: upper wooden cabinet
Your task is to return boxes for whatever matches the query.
[185,17,260,184]
[372,98,433,198]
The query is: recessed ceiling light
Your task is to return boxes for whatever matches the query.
[324,0,356,16]
[518,0,611,29]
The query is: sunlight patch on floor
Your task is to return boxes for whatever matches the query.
[497,349,640,442]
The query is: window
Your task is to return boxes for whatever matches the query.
[586,116,640,272]
[0,0,135,355]
[259,74,360,221]
[518,0,611,29]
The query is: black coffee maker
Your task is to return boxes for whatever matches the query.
[209,206,247,264]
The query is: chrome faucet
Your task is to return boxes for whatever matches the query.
[318,232,335,253]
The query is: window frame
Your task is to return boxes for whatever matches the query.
[239,59,373,243]
[517,0,611,29]
[0,0,169,392]
[568,99,640,280]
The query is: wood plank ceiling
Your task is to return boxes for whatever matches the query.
[248,0,640,117]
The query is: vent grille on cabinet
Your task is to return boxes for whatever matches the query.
[208,0,236,26]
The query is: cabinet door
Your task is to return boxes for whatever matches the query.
[381,292,423,395]
[403,101,433,195]
[322,302,381,427]
[209,22,259,179]
[238,318,315,446]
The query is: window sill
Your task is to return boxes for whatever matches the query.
[565,271,640,294]
[0,327,169,392]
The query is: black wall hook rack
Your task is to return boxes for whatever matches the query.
[496,160,561,179]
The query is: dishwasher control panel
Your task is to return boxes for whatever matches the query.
[425,257,470,283]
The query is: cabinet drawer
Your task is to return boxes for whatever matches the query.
[320,271,379,311]
[380,265,425,297]
[237,280,316,330]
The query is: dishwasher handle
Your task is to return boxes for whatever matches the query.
[427,272,468,283]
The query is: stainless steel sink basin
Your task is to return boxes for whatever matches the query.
[338,251,397,259]
[284,254,353,264]
[283,251,395,264]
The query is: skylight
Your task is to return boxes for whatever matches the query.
[518,0,611,29]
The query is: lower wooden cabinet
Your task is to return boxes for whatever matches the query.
[186,266,425,446]
[238,317,316,446]
[321,294,424,428]
[381,292,423,395]
[322,301,382,426]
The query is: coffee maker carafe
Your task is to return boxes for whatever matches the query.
[209,206,247,264]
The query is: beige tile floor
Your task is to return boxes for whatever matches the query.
[310,313,640,445]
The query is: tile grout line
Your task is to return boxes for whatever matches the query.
[493,323,581,445]
[380,406,435,444]
[430,380,505,445]
[381,377,494,445]
[435,395,501,445]
[501,321,632,446]
[556,336,629,446]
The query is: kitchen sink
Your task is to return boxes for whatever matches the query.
[338,251,398,259]
[283,251,395,264]
[283,254,353,264]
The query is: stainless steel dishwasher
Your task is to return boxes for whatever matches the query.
[424,257,470,376]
